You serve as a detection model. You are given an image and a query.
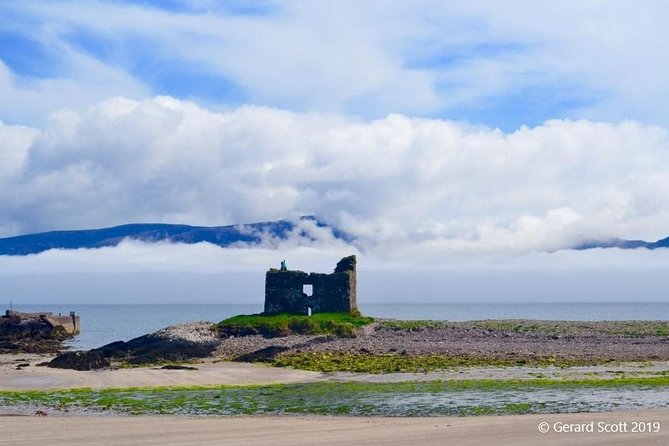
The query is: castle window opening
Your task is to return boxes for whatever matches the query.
[303,284,313,297]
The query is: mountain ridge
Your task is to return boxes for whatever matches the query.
[574,236,669,250]
[0,216,349,256]
[1,218,668,256]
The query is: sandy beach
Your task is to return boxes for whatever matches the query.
[4,353,669,391]
[1,410,667,446]
[0,354,319,390]
[2,334,669,444]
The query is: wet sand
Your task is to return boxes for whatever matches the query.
[0,354,319,390]
[3,353,669,444]
[330,361,669,383]
[3,354,669,391]
[1,410,668,446]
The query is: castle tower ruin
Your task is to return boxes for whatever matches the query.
[264,255,357,315]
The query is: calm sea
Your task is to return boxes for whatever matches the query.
[9,303,669,350]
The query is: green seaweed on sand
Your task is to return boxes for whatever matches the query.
[379,320,669,338]
[270,352,609,373]
[2,376,669,416]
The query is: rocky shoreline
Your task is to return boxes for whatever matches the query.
[49,322,219,370]
[216,319,669,364]
[0,313,74,354]
[46,319,669,370]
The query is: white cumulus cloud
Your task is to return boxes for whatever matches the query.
[1,96,669,258]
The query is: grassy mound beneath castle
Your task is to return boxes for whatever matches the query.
[217,312,374,338]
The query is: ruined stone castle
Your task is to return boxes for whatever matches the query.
[264,255,358,315]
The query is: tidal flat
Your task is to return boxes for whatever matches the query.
[215,319,669,371]
[2,376,669,417]
[5,317,669,417]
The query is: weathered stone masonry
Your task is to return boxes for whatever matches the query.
[264,255,357,315]
[2,310,79,335]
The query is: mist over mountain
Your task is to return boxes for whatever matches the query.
[0,214,667,257]
[0,216,351,256]
[574,236,669,251]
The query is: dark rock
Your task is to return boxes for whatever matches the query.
[234,346,290,362]
[160,364,198,370]
[0,341,18,351]
[95,340,130,357]
[0,311,76,354]
[117,335,217,365]
[48,351,110,371]
[48,321,219,370]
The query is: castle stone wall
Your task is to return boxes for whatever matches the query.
[264,255,357,315]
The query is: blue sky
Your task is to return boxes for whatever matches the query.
[2,0,669,239]
[3,2,669,304]
[3,1,668,130]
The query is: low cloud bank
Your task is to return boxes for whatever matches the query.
[2,96,669,304]
[2,96,669,256]
[1,240,669,304]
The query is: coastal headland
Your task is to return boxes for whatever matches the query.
[1,315,668,445]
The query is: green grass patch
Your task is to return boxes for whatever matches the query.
[379,319,669,337]
[467,320,669,337]
[271,352,609,373]
[217,312,374,338]
[380,320,446,331]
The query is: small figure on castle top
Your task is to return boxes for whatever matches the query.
[280,260,287,271]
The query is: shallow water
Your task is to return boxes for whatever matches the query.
[2,383,668,416]
[364,386,669,416]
